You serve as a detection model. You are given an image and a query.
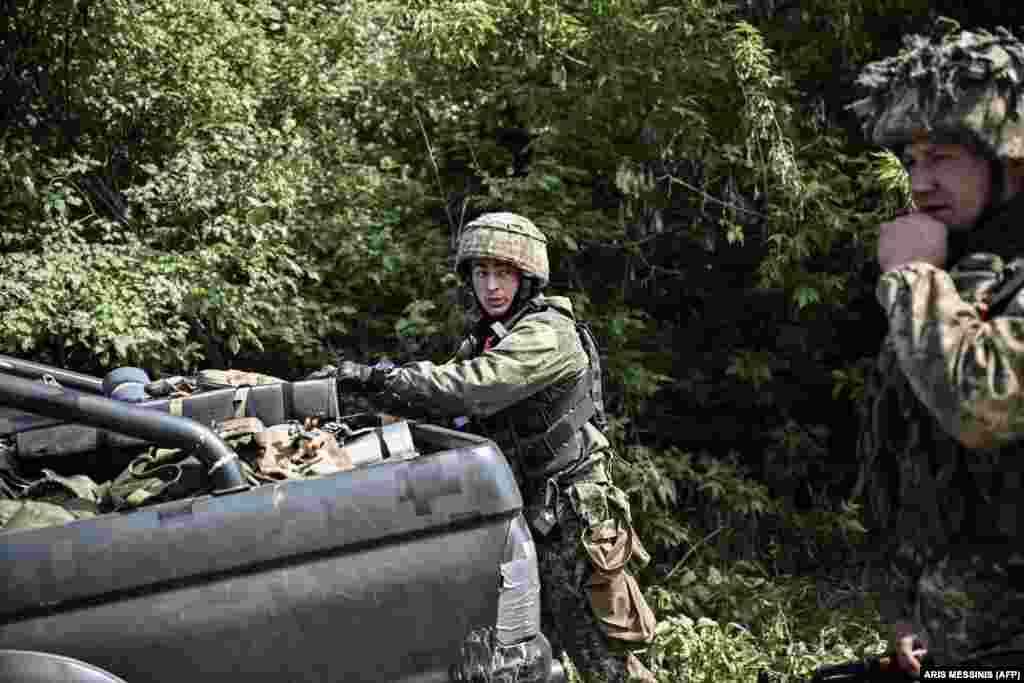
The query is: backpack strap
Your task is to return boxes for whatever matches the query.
[574,321,609,431]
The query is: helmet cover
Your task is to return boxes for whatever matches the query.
[455,212,550,287]
[850,26,1024,159]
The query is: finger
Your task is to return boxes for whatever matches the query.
[903,653,923,674]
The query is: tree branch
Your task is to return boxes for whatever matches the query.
[414,104,457,236]
[659,173,768,219]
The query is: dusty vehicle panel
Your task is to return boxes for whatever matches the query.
[0,358,561,683]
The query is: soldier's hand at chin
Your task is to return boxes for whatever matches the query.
[894,635,928,677]
[878,211,948,273]
[890,627,928,678]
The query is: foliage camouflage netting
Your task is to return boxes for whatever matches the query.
[851,25,1024,156]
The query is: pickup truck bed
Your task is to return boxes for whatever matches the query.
[0,360,562,683]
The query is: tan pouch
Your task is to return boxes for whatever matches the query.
[253,426,353,481]
[253,427,297,481]
[198,369,282,389]
[581,517,657,645]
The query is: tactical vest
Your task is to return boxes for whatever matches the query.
[475,299,607,482]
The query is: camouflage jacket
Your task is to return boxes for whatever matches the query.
[378,295,610,488]
[859,195,1024,662]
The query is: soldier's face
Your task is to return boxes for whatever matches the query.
[472,258,521,319]
[906,140,993,231]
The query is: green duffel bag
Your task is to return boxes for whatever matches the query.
[1,469,104,534]
[105,446,209,510]
[105,417,266,509]
[0,499,99,533]
[0,499,85,533]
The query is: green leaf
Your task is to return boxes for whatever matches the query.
[395,317,418,338]
[405,299,437,317]
[725,222,745,246]
[794,285,821,311]
[541,174,563,193]
[622,364,638,386]
[608,316,627,339]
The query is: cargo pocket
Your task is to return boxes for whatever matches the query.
[570,480,657,646]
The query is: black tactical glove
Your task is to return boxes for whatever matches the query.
[308,360,392,394]
[305,365,339,381]
[335,361,374,392]
[338,360,396,395]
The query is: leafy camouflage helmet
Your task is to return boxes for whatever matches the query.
[850,26,1024,159]
[455,212,550,287]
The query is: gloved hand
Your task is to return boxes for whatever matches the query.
[305,365,338,380]
[307,359,392,394]
[335,361,375,393]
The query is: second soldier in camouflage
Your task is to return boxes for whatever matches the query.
[851,26,1024,674]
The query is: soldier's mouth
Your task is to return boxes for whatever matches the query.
[921,206,951,219]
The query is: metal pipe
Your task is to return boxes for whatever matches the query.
[0,353,105,394]
[0,373,248,492]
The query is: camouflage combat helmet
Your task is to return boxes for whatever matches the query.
[850,26,1024,159]
[455,212,550,287]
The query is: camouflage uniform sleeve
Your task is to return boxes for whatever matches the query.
[878,261,1024,450]
[377,316,582,419]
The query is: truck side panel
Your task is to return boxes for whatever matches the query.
[0,516,509,683]
[1,434,523,682]
[0,444,518,620]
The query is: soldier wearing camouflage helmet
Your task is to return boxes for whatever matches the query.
[850,25,1024,674]
[326,212,658,682]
